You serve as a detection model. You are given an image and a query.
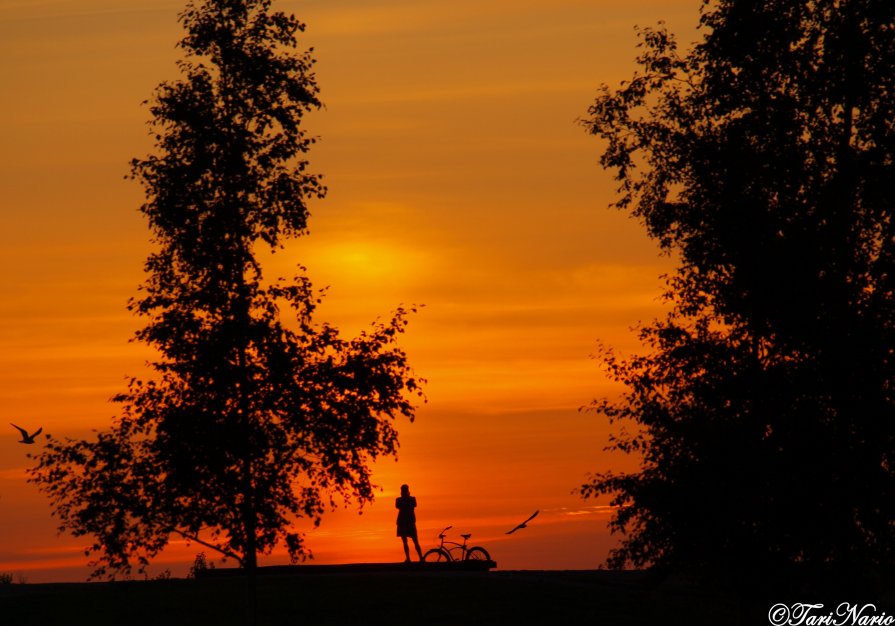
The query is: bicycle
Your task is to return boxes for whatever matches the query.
[422,525,492,562]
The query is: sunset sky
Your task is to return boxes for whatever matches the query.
[0,0,700,581]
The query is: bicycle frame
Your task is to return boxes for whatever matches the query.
[426,525,490,563]
[439,538,471,561]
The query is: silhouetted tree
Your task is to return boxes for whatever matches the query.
[29,0,422,584]
[580,0,895,582]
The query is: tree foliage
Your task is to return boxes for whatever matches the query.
[581,0,895,577]
[29,0,423,579]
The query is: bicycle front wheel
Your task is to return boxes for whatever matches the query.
[465,547,491,562]
[423,548,451,563]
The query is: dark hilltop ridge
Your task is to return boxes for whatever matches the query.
[0,569,738,626]
[6,564,895,625]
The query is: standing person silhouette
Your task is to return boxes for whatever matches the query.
[396,484,424,562]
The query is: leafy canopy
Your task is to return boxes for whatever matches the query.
[580,0,895,576]
[30,0,423,579]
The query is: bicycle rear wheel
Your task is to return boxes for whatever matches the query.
[423,548,451,562]
[465,547,491,561]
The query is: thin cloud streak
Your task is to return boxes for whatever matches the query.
[332,80,599,106]
[0,0,179,23]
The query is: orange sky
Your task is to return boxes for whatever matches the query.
[0,0,700,581]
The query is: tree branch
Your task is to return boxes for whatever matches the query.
[165,526,244,566]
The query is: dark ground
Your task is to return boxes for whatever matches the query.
[1,567,892,626]
[0,569,733,626]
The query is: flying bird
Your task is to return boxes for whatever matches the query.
[505,510,539,535]
[10,423,42,444]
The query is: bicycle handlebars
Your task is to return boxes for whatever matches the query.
[436,526,472,541]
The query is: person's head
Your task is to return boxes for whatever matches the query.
[400,484,410,497]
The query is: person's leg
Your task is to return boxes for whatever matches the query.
[401,536,411,562]
[412,535,424,561]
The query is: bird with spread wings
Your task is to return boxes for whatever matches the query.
[10,423,42,445]
[505,510,539,535]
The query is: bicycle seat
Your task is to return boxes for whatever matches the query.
[461,533,472,540]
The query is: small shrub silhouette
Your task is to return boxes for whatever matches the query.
[188,552,215,579]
